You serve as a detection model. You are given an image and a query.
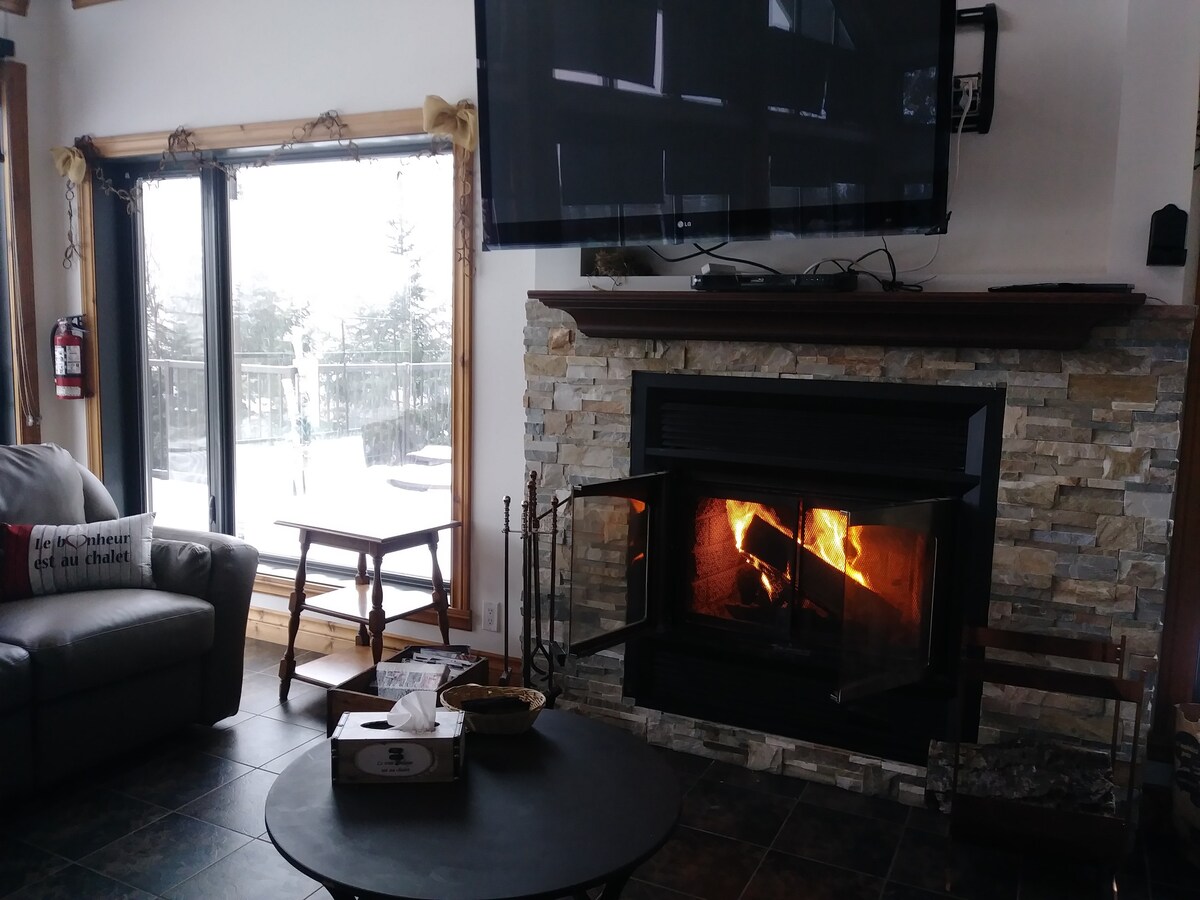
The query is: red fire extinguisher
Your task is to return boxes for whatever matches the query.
[51,315,86,400]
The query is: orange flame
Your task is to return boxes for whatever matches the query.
[805,509,874,593]
[725,502,876,591]
[803,509,922,628]
[726,500,792,548]
[721,500,921,629]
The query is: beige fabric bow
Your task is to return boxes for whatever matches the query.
[423,95,477,151]
[51,146,87,184]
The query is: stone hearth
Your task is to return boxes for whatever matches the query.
[523,299,1194,804]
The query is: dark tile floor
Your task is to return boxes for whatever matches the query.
[1,637,1196,899]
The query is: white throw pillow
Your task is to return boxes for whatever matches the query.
[0,513,155,600]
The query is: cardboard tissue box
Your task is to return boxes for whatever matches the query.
[331,708,465,784]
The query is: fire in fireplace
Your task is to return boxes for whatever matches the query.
[565,373,1005,763]
[685,491,950,701]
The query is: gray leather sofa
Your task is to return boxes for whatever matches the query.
[0,443,258,798]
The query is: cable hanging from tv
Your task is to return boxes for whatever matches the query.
[645,243,782,275]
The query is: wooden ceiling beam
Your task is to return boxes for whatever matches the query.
[0,0,122,13]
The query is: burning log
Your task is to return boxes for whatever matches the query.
[798,546,909,638]
[739,515,796,575]
[799,545,846,618]
[735,515,796,608]
[736,566,774,607]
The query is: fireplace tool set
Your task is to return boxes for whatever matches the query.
[500,471,567,705]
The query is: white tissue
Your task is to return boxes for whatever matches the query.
[386,690,438,733]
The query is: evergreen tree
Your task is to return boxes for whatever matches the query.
[345,218,449,363]
[142,255,206,471]
[232,286,309,364]
[232,286,310,440]
[144,278,203,363]
[342,217,451,449]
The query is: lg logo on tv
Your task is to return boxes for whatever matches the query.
[676,220,693,229]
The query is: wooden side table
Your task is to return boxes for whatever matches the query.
[275,517,460,702]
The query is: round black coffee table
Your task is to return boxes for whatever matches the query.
[264,710,682,899]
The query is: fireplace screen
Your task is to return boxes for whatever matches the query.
[565,474,658,656]
[568,474,951,703]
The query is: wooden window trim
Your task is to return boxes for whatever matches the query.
[81,110,425,158]
[76,109,475,631]
[1,60,40,444]
[0,0,123,13]
[0,1,120,18]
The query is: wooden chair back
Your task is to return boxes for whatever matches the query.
[953,626,1147,855]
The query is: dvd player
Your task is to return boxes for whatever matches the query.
[691,272,858,293]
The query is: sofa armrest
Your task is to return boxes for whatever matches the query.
[154,526,259,723]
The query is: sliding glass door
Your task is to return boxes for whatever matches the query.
[226,155,454,577]
[129,142,455,582]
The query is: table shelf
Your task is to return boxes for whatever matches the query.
[304,582,437,625]
[293,646,376,689]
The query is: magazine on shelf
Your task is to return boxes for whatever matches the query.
[373,661,449,700]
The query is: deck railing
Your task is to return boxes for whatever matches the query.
[146,356,451,477]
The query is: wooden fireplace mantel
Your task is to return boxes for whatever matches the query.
[527,290,1148,350]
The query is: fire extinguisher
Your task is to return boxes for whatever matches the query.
[51,315,86,400]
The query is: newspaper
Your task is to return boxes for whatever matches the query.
[373,661,449,700]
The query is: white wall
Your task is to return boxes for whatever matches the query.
[14,0,1200,652]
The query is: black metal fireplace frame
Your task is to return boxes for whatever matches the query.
[610,372,1007,763]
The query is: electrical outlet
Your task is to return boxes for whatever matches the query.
[483,600,501,632]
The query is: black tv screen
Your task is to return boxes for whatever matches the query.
[475,0,956,250]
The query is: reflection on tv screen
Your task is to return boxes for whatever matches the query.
[475,0,955,249]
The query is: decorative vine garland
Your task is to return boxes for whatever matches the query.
[255,110,361,167]
[76,136,140,211]
[160,126,234,177]
[54,102,475,269]
[55,110,363,269]
[61,179,79,269]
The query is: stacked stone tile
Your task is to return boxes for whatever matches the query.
[524,299,1194,804]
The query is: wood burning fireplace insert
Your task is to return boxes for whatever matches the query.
[565,372,1006,763]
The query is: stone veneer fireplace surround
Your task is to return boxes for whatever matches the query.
[523,292,1193,805]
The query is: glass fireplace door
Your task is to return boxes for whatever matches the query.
[566,473,667,656]
[564,467,954,706]
[822,498,951,702]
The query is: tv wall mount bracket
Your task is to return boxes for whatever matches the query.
[953,4,998,135]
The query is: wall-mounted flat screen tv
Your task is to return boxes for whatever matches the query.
[475,0,956,250]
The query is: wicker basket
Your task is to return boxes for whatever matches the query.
[439,685,545,735]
